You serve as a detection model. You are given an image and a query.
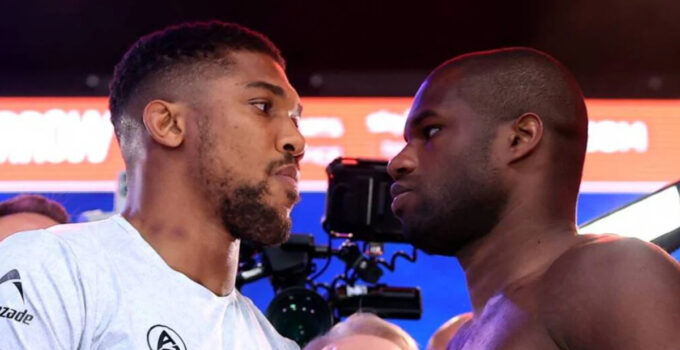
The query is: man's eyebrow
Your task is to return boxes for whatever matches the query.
[404,110,437,141]
[409,109,437,126]
[246,81,285,96]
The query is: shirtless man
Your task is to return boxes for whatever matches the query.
[0,21,303,349]
[387,47,680,349]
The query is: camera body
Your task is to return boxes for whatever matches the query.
[238,157,421,346]
[323,158,403,243]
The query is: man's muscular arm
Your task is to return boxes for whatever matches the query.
[545,237,680,349]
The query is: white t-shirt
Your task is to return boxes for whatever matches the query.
[0,215,299,350]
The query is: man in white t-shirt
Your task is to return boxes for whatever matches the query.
[0,21,304,349]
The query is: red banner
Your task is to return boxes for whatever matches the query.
[0,97,677,193]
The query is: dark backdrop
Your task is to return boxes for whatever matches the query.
[4,0,680,97]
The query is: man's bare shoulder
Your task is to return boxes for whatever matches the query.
[539,234,680,349]
[427,312,473,350]
[542,234,679,294]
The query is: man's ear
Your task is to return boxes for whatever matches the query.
[505,112,543,164]
[142,100,186,148]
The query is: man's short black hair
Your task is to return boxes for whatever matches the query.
[432,47,587,140]
[0,195,69,224]
[109,20,285,145]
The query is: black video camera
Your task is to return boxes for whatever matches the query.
[237,157,421,346]
[323,158,403,243]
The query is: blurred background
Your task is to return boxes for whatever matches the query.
[5,0,680,97]
[3,0,680,347]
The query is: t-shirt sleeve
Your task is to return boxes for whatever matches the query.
[236,292,301,350]
[0,230,87,349]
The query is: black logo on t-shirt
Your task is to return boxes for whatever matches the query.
[0,269,34,325]
[0,269,24,302]
[147,324,187,350]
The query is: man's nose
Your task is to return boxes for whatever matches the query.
[278,121,306,162]
[387,145,416,180]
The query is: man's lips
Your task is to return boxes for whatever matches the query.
[390,183,412,198]
[390,182,413,215]
[274,164,300,188]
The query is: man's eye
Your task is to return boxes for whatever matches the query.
[424,126,441,139]
[252,101,271,113]
[291,115,301,128]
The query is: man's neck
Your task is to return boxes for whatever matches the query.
[456,210,580,315]
[122,170,239,297]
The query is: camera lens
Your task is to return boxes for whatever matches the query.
[266,287,334,346]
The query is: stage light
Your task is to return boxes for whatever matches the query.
[579,180,680,252]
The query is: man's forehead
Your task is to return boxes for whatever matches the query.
[405,76,481,137]
[229,50,286,78]
[206,54,298,97]
[407,77,460,121]
[230,53,296,92]
[413,70,465,105]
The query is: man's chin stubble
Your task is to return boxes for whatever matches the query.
[218,183,294,246]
